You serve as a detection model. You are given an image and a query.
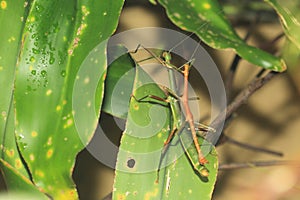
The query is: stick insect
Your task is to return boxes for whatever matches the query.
[130,44,216,178]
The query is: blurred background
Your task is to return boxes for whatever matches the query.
[73,0,300,199]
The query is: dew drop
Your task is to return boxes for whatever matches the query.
[43,80,48,87]
[60,70,66,77]
[31,33,37,39]
[32,48,40,54]
[49,56,55,64]
[31,70,36,75]
[29,56,35,62]
[35,3,44,12]
[41,70,47,77]
[49,52,55,64]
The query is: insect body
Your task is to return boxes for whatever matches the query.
[131,47,215,177]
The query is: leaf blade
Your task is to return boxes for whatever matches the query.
[157,0,286,71]
[14,0,124,198]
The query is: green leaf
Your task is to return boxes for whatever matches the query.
[0,159,48,199]
[149,0,158,5]
[282,40,300,69]
[113,65,218,199]
[157,0,286,72]
[13,0,124,198]
[102,45,136,119]
[0,0,32,185]
[265,0,300,50]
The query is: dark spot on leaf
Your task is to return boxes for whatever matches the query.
[127,158,135,168]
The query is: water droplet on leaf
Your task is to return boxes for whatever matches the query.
[41,70,47,77]
[61,70,66,77]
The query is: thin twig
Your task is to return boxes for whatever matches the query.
[211,71,279,133]
[225,14,260,100]
[260,32,285,54]
[224,135,283,157]
[219,160,300,170]
[225,54,241,100]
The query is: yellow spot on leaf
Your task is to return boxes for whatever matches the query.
[63,100,67,105]
[35,170,45,178]
[157,132,162,138]
[31,131,38,137]
[47,137,52,145]
[173,13,181,19]
[47,185,53,191]
[55,189,78,199]
[29,154,35,161]
[188,189,192,194]
[30,16,35,22]
[63,119,73,129]
[144,188,158,200]
[15,159,22,169]
[67,119,73,126]
[87,101,91,107]
[8,37,15,42]
[6,149,14,157]
[46,149,53,158]
[1,1,7,9]
[0,66,3,71]
[46,90,52,96]
[84,77,90,84]
[56,105,61,111]
[133,104,139,110]
[81,5,90,18]
[1,111,7,118]
[203,3,211,9]
[116,193,126,200]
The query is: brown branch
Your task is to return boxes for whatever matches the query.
[225,15,261,100]
[211,71,279,134]
[225,54,241,100]
[219,160,300,170]
[224,135,283,157]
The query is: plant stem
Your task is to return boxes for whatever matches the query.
[223,135,283,157]
[219,160,300,170]
[211,71,279,134]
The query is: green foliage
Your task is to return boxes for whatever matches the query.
[113,65,218,200]
[0,0,124,198]
[0,0,298,199]
[0,159,48,199]
[156,0,286,71]
[102,45,136,119]
[0,0,30,182]
[265,0,300,70]
[265,0,300,50]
